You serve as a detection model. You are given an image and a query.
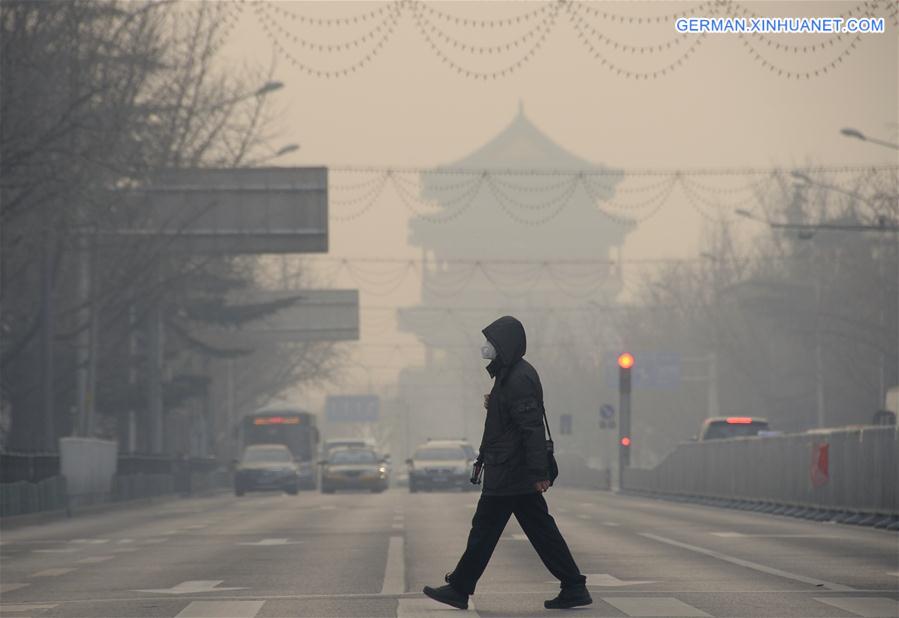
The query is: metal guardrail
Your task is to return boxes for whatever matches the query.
[0,453,228,518]
[621,425,898,516]
[0,452,61,483]
[0,476,67,517]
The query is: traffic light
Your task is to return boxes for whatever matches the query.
[618,352,633,473]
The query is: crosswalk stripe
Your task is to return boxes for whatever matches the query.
[0,583,29,593]
[397,598,479,617]
[814,597,899,617]
[174,601,264,617]
[76,555,115,564]
[30,568,76,577]
[603,596,711,617]
[0,603,58,613]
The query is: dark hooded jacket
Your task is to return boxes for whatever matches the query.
[479,316,548,496]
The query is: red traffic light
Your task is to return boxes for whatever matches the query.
[617,353,635,369]
[620,437,631,447]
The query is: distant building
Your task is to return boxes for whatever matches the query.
[393,106,633,456]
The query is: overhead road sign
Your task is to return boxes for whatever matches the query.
[115,167,328,254]
[326,395,380,423]
[197,289,359,349]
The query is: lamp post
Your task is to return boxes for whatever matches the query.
[253,143,300,167]
[699,252,721,419]
[840,127,899,151]
[840,126,899,402]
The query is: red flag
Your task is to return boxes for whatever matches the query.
[810,443,829,487]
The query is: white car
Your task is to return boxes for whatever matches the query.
[406,440,477,492]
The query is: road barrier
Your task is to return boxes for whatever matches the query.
[621,425,898,518]
[0,451,229,519]
[0,476,67,518]
[554,454,611,490]
[0,452,61,483]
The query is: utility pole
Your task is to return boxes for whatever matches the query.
[40,230,56,451]
[147,295,163,453]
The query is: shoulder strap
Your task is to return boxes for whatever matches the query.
[542,404,553,441]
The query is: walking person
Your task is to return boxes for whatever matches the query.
[423,316,592,610]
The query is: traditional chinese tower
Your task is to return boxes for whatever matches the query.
[393,105,632,458]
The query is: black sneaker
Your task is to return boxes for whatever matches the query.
[423,583,469,610]
[544,587,593,609]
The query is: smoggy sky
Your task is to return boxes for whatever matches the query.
[215,1,897,399]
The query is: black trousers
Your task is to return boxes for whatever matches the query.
[447,492,587,595]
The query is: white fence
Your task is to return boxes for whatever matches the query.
[622,425,898,516]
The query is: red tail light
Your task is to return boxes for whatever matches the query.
[726,417,753,424]
[620,437,631,446]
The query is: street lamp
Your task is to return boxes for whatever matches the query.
[250,143,301,167]
[736,207,898,234]
[255,81,284,97]
[840,127,899,151]
[275,143,300,157]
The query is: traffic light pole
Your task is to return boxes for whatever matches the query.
[617,353,633,490]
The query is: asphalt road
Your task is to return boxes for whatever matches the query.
[1,487,897,617]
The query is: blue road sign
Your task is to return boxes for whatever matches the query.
[600,404,615,419]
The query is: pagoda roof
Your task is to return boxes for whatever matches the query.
[436,102,613,172]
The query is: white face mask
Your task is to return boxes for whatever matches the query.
[481,340,497,360]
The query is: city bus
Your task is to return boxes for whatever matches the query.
[238,408,320,489]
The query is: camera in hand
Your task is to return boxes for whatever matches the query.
[470,458,484,485]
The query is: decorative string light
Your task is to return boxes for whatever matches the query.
[325,166,897,225]
[409,0,562,80]
[233,0,891,80]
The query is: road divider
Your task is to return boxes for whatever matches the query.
[622,426,898,525]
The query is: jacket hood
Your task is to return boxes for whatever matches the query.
[483,315,526,376]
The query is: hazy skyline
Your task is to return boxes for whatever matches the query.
[216,0,897,399]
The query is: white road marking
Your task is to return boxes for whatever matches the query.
[111,548,139,553]
[603,596,711,617]
[397,598,479,617]
[69,539,108,544]
[32,547,81,554]
[182,525,207,530]
[320,505,337,510]
[381,535,405,595]
[555,507,569,514]
[237,538,301,546]
[175,600,264,617]
[814,597,899,617]
[392,523,405,530]
[30,568,76,577]
[0,583,29,593]
[603,522,621,527]
[76,555,115,564]
[116,539,134,544]
[585,574,656,587]
[140,538,168,544]
[506,533,529,541]
[0,603,58,613]
[136,580,247,595]
[544,574,655,587]
[710,532,833,538]
[577,514,591,520]
[888,572,899,577]
[640,533,854,592]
